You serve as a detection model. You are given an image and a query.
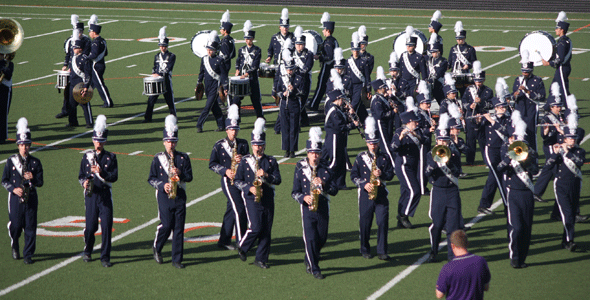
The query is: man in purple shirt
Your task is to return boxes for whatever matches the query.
[436,230,491,299]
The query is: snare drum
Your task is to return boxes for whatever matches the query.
[229,76,251,97]
[143,76,166,96]
[519,30,556,66]
[302,30,323,55]
[55,71,70,89]
[258,63,278,78]
[393,29,428,55]
[452,73,474,88]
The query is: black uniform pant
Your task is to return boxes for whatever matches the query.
[479,146,506,209]
[8,193,38,259]
[299,73,312,126]
[464,119,479,165]
[506,187,534,265]
[358,193,389,256]
[350,83,368,124]
[239,199,274,263]
[309,62,334,110]
[218,177,247,246]
[68,80,93,126]
[154,190,186,263]
[553,65,571,97]
[428,185,461,260]
[145,78,176,121]
[84,189,113,262]
[301,200,329,275]
[60,82,71,115]
[230,77,263,118]
[91,62,114,107]
[376,119,395,168]
[280,97,300,152]
[196,85,225,130]
[323,132,348,189]
[0,84,12,142]
[534,145,556,197]
[396,161,421,217]
[554,178,580,244]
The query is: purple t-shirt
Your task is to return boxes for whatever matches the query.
[436,253,491,300]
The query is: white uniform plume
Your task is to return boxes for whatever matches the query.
[165,114,178,135]
[283,38,292,50]
[208,30,218,44]
[473,61,482,75]
[444,73,455,87]
[281,8,289,22]
[405,25,414,41]
[567,111,578,133]
[431,10,442,22]
[389,51,398,64]
[406,97,418,113]
[309,126,322,143]
[71,14,79,28]
[495,77,509,99]
[556,11,567,23]
[158,26,167,43]
[365,116,377,140]
[429,33,438,45]
[243,20,252,35]
[88,14,98,27]
[418,80,429,98]
[253,117,266,135]
[352,32,360,48]
[227,104,239,122]
[358,25,367,40]
[511,110,527,140]
[94,115,107,134]
[332,70,344,90]
[294,26,303,39]
[438,113,449,131]
[454,21,463,36]
[566,94,577,111]
[16,117,29,134]
[282,49,292,64]
[334,47,343,62]
[448,103,461,120]
[520,49,530,64]
[72,29,80,43]
[320,12,330,24]
[376,66,386,81]
[220,10,230,24]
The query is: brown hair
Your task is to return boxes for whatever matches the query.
[450,230,468,249]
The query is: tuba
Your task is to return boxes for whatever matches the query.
[18,154,31,203]
[432,145,451,164]
[252,157,263,203]
[368,155,381,200]
[230,140,238,185]
[0,18,24,82]
[167,152,179,199]
[308,165,322,212]
[508,141,529,162]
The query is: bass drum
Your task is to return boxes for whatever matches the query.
[392,29,428,55]
[519,30,556,66]
[191,30,213,58]
[302,30,323,55]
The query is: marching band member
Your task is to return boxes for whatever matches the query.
[66,32,94,128]
[80,115,118,267]
[448,21,477,97]
[544,112,585,251]
[3,118,43,264]
[428,10,444,55]
[87,15,114,108]
[293,26,315,126]
[463,61,493,165]
[292,127,338,279]
[323,87,359,190]
[392,97,424,228]
[233,20,263,118]
[512,50,544,153]
[497,111,539,268]
[358,25,374,76]
[474,81,511,215]
[370,67,396,168]
[325,48,350,98]
[144,26,176,123]
[416,80,436,195]
[346,31,371,124]
[272,38,294,134]
[351,117,395,260]
[426,33,448,105]
[425,114,462,262]
[149,115,193,269]
[209,105,250,250]
[439,73,462,116]
[196,31,228,133]
[56,15,90,120]
[398,26,427,99]
[448,104,469,177]
[278,49,304,158]
[219,10,236,79]
[309,12,339,111]
[266,8,294,102]
[542,11,572,98]
[236,118,282,269]
[386,52,405,130]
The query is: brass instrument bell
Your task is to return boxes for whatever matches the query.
[508,141,529,162]
[432,145,451,164]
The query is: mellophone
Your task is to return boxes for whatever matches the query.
[143,76,166,96]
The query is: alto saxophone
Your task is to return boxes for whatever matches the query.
[308,165,322,212]
[85,151,97,197]
[368,155,381,201]
[252,157,263,203]
[168,152,179,199]
[230,141,238,185]
[19,154,31,203]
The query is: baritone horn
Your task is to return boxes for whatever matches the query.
[508,141,529,162]
[432,145,451,164]
[0,18,24,82]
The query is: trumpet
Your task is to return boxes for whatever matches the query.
[508,141,529,162]
[0,18,24,82]
[168,152,179,199]
[368,156,381,200]
[253,157,263,203]
[308,165,322,212]
[432,145,451,164]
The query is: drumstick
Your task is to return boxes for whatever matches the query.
[139,73,153,77]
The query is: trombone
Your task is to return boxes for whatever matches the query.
[432,145,451,164]
[508,141,529,162]
[0,18,24,82]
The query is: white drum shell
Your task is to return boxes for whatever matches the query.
[229,76,251,97]
[519,31,556,67]
[393,29,428,55]
[191,30,213,58]
[56,71,70,89]
[143,76,166,96]
[302,30,323,55]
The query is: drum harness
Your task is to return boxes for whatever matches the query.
[453,45,469,72]
[156,53,170,75]
[241,47,254,75]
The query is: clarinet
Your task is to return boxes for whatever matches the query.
[341,97,366,139]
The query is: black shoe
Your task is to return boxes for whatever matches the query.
[12,249,19,260]
[477,207,494,215]
[361,253,373,259]
[238,248,247,261]
[550,213,561,221]
[520,263,528,268]
[533,194,546,203]
[289,152,296,158]
[304,261,312,274]
[101,260,112,267]
[575,214,590,223]
[153,247,163,264]
[397,215,413,229]
[459,172,467,178]
[23,257,34,265]
[217,243,236,251]
[82,254,91,262]
[101,104,110,108]
[274,131,280,135]
[215,127,223,132]
[510,259,521,269]
[378,254,390,261]
[85,124,93,129]
[563,242,577,252]
[253,260,269,269]
[65,123,79,128]
[55,112,67,119]
[284,151,290,158]
[313,272,325,279]
[427,253,438,263]
[172,262,185,269]
[196,127,203,133]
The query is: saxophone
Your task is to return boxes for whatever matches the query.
[368,154,381,200]
[19,154,30,203]
[84,151,97,197]
[308,164,322,212]
[230,140,238,185]
[168,152,179,199]
[252,157,263,203]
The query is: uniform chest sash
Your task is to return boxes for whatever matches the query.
[10,156,23,176]
[402,52,420,79]
[93,40,107,63]
[204,56,220,81]
[454,45,469,66]
[348,57,365,83]
[87,151,112,187]
[437,161,459,187]
[294,52,305,69]
[510,159,535,192]
[72,55,87,82]
[562,154,583,179]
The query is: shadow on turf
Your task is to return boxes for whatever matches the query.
[32,251,84,263]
